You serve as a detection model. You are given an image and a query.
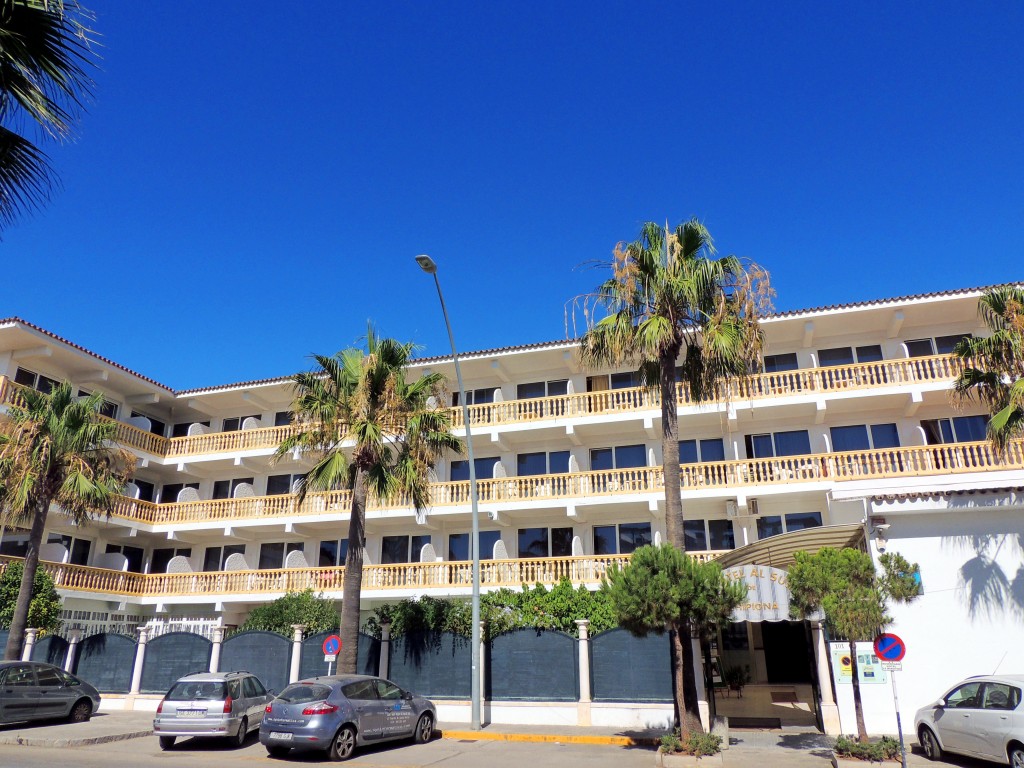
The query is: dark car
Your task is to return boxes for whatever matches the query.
[0,660,101,725]
[259,674,435,761]
[153,671,274,750]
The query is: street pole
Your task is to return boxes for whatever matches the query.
[416,255,482,730]
[891,671,907,768]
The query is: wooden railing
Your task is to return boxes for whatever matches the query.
[0,552,726,599]
[99,440,1024,527]
[0,355,963,461]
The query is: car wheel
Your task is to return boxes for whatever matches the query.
[266,746,290,759]
[414,712,433,744]
[329,725,356,761]
[159,735,176,751]
[919,727,942,761]
[1009,743,1024,768]
[232,717,248,748]
[69,699,92,723]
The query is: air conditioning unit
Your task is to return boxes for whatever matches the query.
[748,498,760,516]
[726,500,738,518]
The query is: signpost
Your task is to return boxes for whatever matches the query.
[323,634,341,676]
[874,633,907,768]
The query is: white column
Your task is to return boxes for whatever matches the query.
[21,628,39,661]
[478,621,487,726]
[209,626,225,673]
[813,621,841,735]
[693,633,710,732]
[378,621,391,680]
[575,619,592,726]
[289,625,305,683]
[64,628,83,672]
[129,626,150,695]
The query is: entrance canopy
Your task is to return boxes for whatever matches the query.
[715,523,865,571]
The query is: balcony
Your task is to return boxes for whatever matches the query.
[0,354,962,461]
[0,551,726,601]
[99,440,1024,528]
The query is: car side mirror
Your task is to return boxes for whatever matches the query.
[267,689,276,697]
[936,699,945,708]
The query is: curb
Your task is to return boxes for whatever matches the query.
[0,728,153,748]
[439,728,660,747]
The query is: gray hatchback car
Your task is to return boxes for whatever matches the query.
[259,675,436,760]
[153,671,273,750]
[0,661,101,725]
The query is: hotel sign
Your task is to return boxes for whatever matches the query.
[726,565,793,623]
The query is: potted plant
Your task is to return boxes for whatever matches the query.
[722,665,750,697]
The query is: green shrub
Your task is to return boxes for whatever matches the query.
[240,589,338,636]
[0,562,62,633]
[659,728,722,756]
[833,734,900,762]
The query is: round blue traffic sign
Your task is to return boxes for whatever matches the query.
[873,633,906,662]
[323,634,341,655]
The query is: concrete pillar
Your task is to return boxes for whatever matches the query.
[289,625,305,683]
[575,619,592,726]
[129,626,150,695]
[21,628,38,661]
[378,620,391,680]
[692,634,710,732]
[64,629,83,672]
[478,621,487,726]
[813,621,841,735]
[209,626,225,673]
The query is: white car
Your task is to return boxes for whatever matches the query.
[915,674,1024,766]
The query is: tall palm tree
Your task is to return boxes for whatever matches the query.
[0,382,133,660]
[0,0,96,229]
[578,219,772,550]
[276,328,460,674]
[952,285,1024,453]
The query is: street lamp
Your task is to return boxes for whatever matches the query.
[415,254,482,730]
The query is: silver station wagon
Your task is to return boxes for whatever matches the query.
[259,674,436,761]
[153,670,273,750]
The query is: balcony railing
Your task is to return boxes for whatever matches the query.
[99,440,1024,527]
[0,551,725,599]
[0,355,962,461]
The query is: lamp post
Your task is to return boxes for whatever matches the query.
[415,254,482,730]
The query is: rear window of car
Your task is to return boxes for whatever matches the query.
[277,683,332,704]
[166,680,228,700]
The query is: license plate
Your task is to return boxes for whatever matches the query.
[270,732,293,741]
[176,709,206,718]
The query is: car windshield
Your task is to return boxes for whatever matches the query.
[276,683,333,704]
[166,680,227,700]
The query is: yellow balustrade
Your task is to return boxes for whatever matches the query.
[0,552,728,599]
[0,355,965,460]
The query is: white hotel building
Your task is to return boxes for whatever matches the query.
[0,284,1022,734]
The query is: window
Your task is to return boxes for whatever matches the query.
[213,477,255,500]
[721,622,749,650]
[756,511,822,540]
[946,681,982,709]
[517,380,568,399]
[683,520,708,551]
[448,531,502,561]
[319,538,349,567]
[763,353,798,372]
[133,479,156,502]
[375,679,403,700]
[274,411,292,427]
[77,390,118,419]
[150,547,192,574]
[243,676,267,698]
[2,664,35,686]
[590,444,646,470]
[745,430,811,458]
[517,451,570,476]
[58,535,92,566]
[131,411,167,437]
[171,420,210,437]
[679,438,725,464]
[935,334,971,354]
[105,544,144,573]
[203,544,246,572]
[817,345,884,367]
[708,519,735,550]
[267,473,305,495]
[905,339,935,357]
[342,680,377,700]
[160,482,199,504]
[259,542,304,570]
[830,423,901,452]
[982,682,1021,711]
[36,666,64,687]
[921,415,988,444]
[452,388,498,407]
[14,367,59,393]
[223,415,259,432]
[381,535,432,564]
[451,456,501,482]
[593,522,651,555]
[517,527,573,558]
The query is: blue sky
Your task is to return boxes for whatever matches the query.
[3,2,1021,389]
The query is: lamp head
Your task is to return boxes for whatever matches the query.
[415,254,437,274]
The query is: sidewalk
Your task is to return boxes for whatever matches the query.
[0,710,154,747]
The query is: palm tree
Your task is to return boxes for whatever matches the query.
[0,0,96,229]
[951,285,1024,453]
[578,219,772,550]
[0,382,133,660]
[276,328,460,674]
